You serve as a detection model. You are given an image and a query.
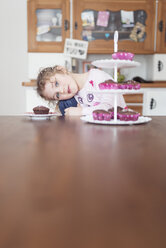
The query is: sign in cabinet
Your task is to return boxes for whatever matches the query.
[27,0,70,52]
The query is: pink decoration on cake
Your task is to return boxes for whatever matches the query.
[96,11,110,27]
[99,80,118,90]
[93,102,100,106]
[112,52,134,61]
[93,110,112,121]
[118,110,140,121]
[118,80,140,90]
[89,80,94,87]
[108,106,124,119]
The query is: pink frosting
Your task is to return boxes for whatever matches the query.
[112,52,134,61]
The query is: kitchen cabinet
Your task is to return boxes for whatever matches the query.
[143,88,166,115]
[27,0,70,52]
[124,93,143,114]
[122,88,166,116]
[27,0,156,54]
[73,0,156,54]
[156,0,166,53]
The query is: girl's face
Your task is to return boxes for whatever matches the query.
[43,72,79,101]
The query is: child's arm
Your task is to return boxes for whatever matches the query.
[59,97,78,116]
[64,105,82,116]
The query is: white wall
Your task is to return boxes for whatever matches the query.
[0,0,28,115]
[0,0,72,115]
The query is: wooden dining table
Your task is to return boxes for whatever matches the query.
[0,115,166,248]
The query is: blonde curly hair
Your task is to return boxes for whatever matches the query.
[36,66,62,98]
[36,66,66,114]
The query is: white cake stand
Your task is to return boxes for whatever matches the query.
[81,115,152,125]
[92,59,140,69]
[83,31,152,126]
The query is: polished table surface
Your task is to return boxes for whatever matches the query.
[0,116,166,248]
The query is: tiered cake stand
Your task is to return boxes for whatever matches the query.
[81,31,152,125]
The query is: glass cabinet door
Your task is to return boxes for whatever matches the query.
[36,9,62,42]
[156,0,166,53]
[73,0,156,54]
[28,0,70,52]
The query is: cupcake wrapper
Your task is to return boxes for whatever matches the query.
[99,82,140,91]
[99,83,118,90]
[93,111,140,121]
[99,84,105,90]
[93,112,113,121]
[112,52,134,61]
[133,84,141,90]
[118,113,140,121]
[119,84,127,89]
[127,84,133,90]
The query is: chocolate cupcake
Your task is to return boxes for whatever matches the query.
[33,106,50,115]
[108,106,124,119]
[119,80,140,90]
[93,110,112,121]
[118,109,140,121]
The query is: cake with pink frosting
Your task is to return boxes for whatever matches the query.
[92,108,140,122]
[118,109,140,121]
[118,80,140,90]
[108,106,124,119]
[99,79,140,90]
[112,51,134,61]
[93,110,112,121]
[99,79,118,90]
[33,105,50,114]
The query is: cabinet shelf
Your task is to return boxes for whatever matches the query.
[83,30,131,34]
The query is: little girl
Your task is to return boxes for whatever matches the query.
[36,65,126,116]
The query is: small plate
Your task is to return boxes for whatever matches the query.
[24,112,57,120]
[91,59,140,69]
[81,115,152,125]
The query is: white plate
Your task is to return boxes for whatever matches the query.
[92,59,140,69]
[24,112,57,120]
[81,115,152,125]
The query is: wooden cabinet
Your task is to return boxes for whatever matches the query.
[73,0,156,54]
[28,0,166,54]
[124,93,143,114]
[27,0,70,52]
[143,88,166,115]
[156,0,166,53]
